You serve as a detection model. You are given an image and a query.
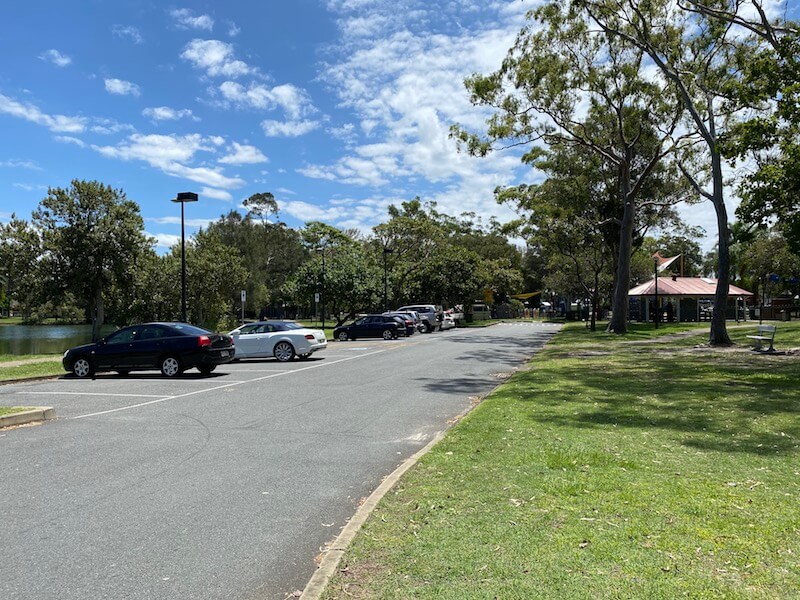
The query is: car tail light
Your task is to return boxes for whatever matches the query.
[305,334,315,340]
[198,335,212,348]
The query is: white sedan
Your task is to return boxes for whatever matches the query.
[228,321,327,362]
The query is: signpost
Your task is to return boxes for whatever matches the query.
[241,289,246,323]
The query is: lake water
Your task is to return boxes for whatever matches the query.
[0,324,117,355]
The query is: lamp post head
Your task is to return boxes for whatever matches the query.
[172,192,199,203]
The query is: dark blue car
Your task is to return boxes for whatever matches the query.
[62,322,235,378]
[333,315,401,341]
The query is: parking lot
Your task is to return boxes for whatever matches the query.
[1,323,559,600]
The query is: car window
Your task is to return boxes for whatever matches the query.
[354,318,366,326]
[254,324,274,334]
[106,328,136,344]
[170,323,211,336]
[281,322,303,330]
[239,324,259,335]
[137,326,165,340]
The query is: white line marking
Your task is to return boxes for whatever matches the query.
[19,391,166,399]
[72,349,390,420]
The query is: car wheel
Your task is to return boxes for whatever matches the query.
[274,341,296,362]
[338,331,349,342]
[423,322,432,333]
[382,329,395,340]
[160,356,183,377]
[198,365,216,376]
[72,356,93,378]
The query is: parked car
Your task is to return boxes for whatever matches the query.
[440,314,456,330]
[334,315,401,341]
[62,322,235,378]
[395,304,443,333]
[228,321,327,362]
[383,311,417,336]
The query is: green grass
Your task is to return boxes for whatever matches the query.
[0,406,34,417]
[0,360,63,381]
[0,316,24,326]
[0,353,60,363]
[323,320,800,599]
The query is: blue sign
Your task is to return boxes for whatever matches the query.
[769,273,781,283]
[789,276,799,285]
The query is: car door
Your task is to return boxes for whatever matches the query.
[251,323,278,357]
[232,324,261,358]
[350,317,369,337]
[130,325,167,368]
[94,327,137,370]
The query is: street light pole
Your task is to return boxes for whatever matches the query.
[171,192,198,323]
[315,246,326,331]
[654,255,659,329]
[383,247,394,312]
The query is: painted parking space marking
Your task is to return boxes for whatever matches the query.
[19,391,166,398]
[71,347,392,420]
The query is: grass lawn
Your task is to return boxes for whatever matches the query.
[323,321,800,599]
[0,406,34,417]
[0,316,24,326]
[0,358,63,381]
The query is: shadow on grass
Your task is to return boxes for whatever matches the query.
[512,334,800,456]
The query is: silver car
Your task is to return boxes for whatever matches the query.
[228,321,327,362]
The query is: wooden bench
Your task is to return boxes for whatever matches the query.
[747,324,777,352]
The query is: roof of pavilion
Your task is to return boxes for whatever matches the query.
[628,277,753,297]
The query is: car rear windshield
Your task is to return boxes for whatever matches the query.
[169,323,211,336]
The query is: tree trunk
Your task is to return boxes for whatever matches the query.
[607,164,635,334]
[709,152,732,345]
[91,290,104,342]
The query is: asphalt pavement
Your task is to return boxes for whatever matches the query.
[0,322,559,600]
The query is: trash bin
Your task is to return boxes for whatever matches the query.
[780,310,790,321]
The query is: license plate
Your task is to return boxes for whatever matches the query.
[220,350,229,357]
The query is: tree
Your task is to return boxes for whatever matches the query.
[186,230,248,330]
[206,207,306,318]
[577,0,754,344]
[0,215,43,319]
[31,180,151,340]
[682,1,800,254]
[453,2,690,333]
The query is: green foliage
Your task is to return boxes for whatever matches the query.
[31,180,152,338]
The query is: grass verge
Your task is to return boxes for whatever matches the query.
[0,406,34,417]
[322,321,800,599]
[0,360,63,382]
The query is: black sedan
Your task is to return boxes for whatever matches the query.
[62,322,235,378]
[333,315,401,341]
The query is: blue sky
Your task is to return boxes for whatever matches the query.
[2,0,771,253]
[0,0,533,250]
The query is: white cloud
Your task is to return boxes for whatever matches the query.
[112,25,143,44]
[39,49,71,67]
[143,106,195,121]
[170,8,214,31]
[104,78,141,96]
[200,186,233,201]
[148,232,181,250]
[227,21,241,37]
[181,39,251,78]
[147,216,216,227]
[92,133,245,189]
[0,93,86,133]
[262,119,319,137]
[13,183,47,192]
[279,200,348,223]
[0,159,41,170]
[54,135,87,147]
[218,142,268,165]
[217,81,317,119]
[90,117,136,134]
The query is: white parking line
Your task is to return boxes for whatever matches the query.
[19,391,165,398]
[71,348,390,420]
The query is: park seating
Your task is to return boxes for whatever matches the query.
[746,324,777,352]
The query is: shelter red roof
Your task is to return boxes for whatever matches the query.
[628,277,753,297]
